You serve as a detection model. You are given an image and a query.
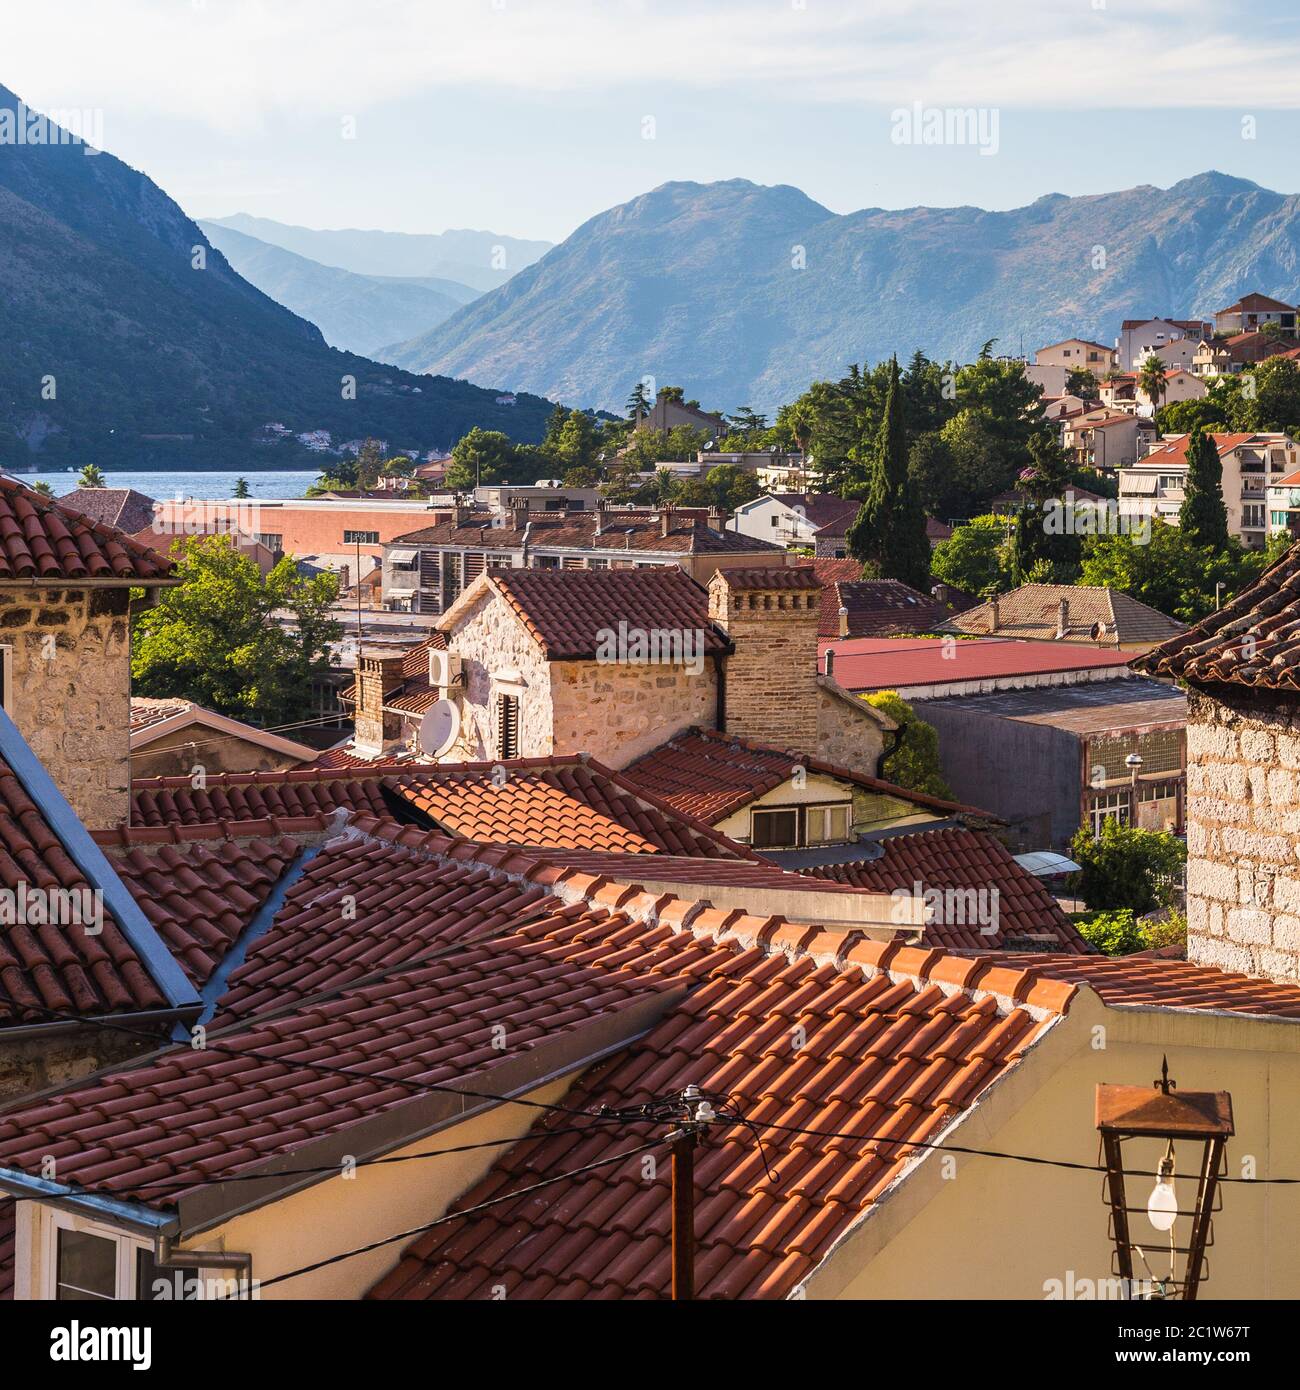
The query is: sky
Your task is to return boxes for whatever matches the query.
[5,0,1300,244]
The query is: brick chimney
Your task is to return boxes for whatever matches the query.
[659,505,676,539]
[353,651,409,755]
[509,496,529,530]
[708,567,822,757]
[1056,597,1070,640]
[452,501,472,528]
[706,505,727,534]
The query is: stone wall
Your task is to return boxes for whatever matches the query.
[709,575,822,757]
[0,1023,158,1102]
[2,586,132,831]
[550,658,718,770]
[443,589,553,760]
[816,683,887,779]
[1184,687,1300,982]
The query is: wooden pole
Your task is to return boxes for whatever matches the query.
[671,1130,697,1301]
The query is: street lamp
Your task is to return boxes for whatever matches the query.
[1095,1057,1233,1300]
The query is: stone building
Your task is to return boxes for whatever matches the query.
[1135,544,1300,981]
[0,479,177,831]
[353,566,892,776]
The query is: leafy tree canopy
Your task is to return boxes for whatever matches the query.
[132,534,342,729]
[1069,818,1186,915]
[864,690,953,799]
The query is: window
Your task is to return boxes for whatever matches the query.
[1088,790,1130,836]
[806,804,851,845]
[751,803,852,849]
[344,530,380,545]
[751,807,799,849]
[497,693,519,760]
[56,1226,118,1301]
[256,532,283,552]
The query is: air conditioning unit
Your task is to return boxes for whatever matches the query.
[428,648,464,695]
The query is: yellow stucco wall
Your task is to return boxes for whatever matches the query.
[178,1074,576,1301]
[813,1000,1300,1301]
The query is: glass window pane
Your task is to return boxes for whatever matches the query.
[56,1228,117,1301]
[752,809,798,849]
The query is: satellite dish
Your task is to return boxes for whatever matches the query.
[419,699,462,757]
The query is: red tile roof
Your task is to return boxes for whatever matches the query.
[128,698,192,733]
[0,752,168,1025]
[713,566,821,592]
[0,477,173,582]
[394,509,782,557]
[478,568,731,662]
[806,828,1089,953]
[107,835,303,989]
[3,827,1299,1301]
[52,487,158,537]
[621,727,991,825]
[1140,432,1258,466]
[821,579,950,639]
[337,633,448,709]
[817,636,1132,693]
[1132,539,1300,690]
[131,756,753,859]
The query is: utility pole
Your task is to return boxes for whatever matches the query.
[355,535,363,640]
[667,1084,716,1301]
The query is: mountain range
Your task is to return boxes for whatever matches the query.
[199,221,479,357]
[202,213,551,293]
[0,85,554,469]
[384,174,1300,415]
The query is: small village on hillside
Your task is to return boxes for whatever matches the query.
[0,284,1295,1332]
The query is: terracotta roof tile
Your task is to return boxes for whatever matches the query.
[622,727,990,825]
[940,584,1184,645]
[805,828,1090,953]
[479,568,731,661]
[131,756,752,858]
[0,477,172,582]
[1133,538,1300,690]
[0,752,167,1025]
[108,835,303,989]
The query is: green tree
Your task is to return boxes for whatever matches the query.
[864,690,952,799]
[626,379,652,420]
[1137,354,1167,413]
[1069,818,1186,915]
[29,481,53,498]
[726,406,769,442]
[445,427,521,491]
[930,515,1012,595]
[1077,523,1279,624]
[1179,425,1229,549]
[233,477,251,499]
[551,410,600,474]
[132,535,342,727]
[1065,367,1100,400]
[78,462,107,488]
[1238,355,1300,435]
[845,357,930,590]
[1010,430,1082,584]
[353,438,384,490]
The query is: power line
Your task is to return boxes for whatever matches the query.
[212,1136,665,1297]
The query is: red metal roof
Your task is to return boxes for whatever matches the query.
[818,636,1132,692]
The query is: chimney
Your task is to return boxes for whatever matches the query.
[354,650,409,755]
[595,497,608,537]
[989,595,1001,632]
[510,497,529,530]
[453,501,472,528]
[838,604,850,639]
[660,504,675,539]
[1057,597,1070,639]
[706,505,727,534]
[825,648,836,679]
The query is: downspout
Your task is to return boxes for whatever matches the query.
[155,1238,254,1300]
[713,651,726,734]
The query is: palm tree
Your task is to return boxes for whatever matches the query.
[1138,355,1167,416]
[77,463,107,488]
[29,481,53,498]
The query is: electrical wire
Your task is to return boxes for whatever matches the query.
[211,1136,666,1297]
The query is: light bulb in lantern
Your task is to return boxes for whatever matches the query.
[1148,1155,1177,1232]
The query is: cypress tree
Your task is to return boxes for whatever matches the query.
[1179,426,1229,550]
[845,356,930,590]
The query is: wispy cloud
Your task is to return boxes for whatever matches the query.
[6,0,1300,134]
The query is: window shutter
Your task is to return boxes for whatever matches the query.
[497,694,519,760]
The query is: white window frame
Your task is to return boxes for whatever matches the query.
[18,1203,150,1301]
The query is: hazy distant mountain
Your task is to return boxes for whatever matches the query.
[0,85,554,469]
[203,213,552,292]
[199,221,478,356]
[386,173,1300,414]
